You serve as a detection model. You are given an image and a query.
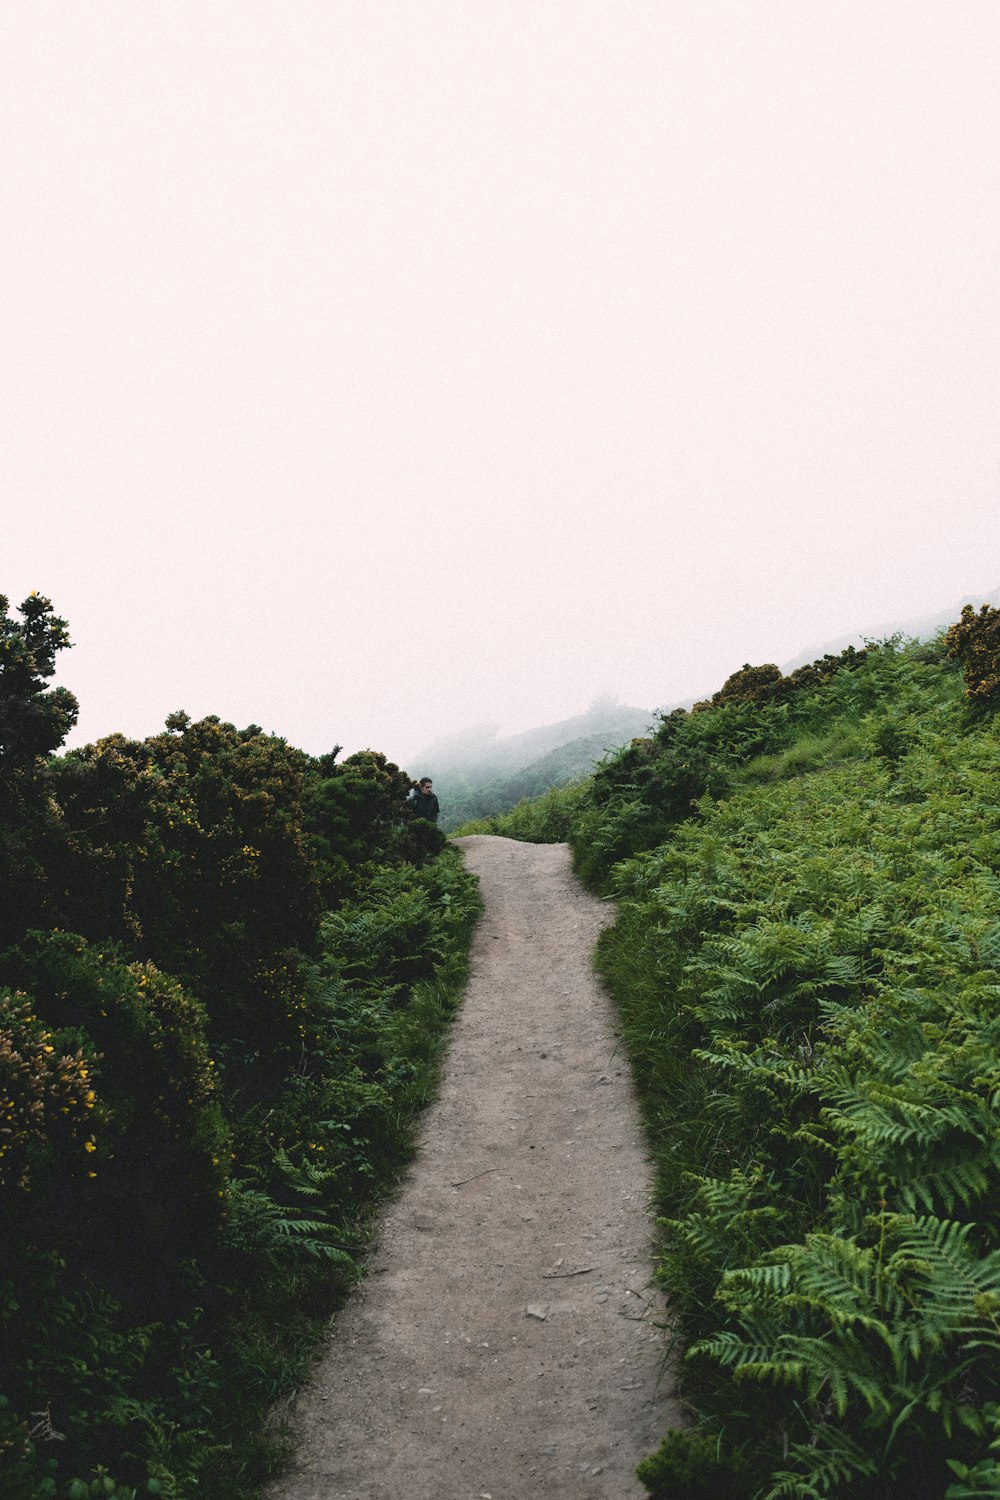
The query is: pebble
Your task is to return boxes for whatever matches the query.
[526,1303,548,1320]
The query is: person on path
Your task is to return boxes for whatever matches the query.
[409,776,439,823]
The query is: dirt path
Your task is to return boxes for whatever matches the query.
[267,835,678,1500]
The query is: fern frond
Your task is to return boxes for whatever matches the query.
[776,1332,892,1416]
[891,1215,1000,1327]
[270,1217,354,1263]
[221,1183,355,1267]
[762,1425,879,1499]
[689,1329,803,1384]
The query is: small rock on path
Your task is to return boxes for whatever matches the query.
[266,835,679,1500]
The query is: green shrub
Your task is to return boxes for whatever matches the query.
[0,593,77,774]
[693,660,787,711]
[304,748,418,902]
[636,1428,749,1499]
[49,719,321,1059]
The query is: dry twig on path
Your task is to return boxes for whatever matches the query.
[449,1167,500,1187]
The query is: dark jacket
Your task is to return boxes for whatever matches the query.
[410,788,440,823]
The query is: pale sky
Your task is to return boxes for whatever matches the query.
[4,2,998,766]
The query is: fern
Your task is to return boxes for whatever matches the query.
[273,1145,342,1198]
[891,1216,1000,1335]
[945,1405,1000,1495]
[763,1426,879,1498]
[222,1182,354,1268]
[577,643,1000,1498]
[690,1215,1000,1493]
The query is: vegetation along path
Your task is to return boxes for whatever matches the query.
[268,834,678,1500]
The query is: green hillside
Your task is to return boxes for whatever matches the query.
[472,607,1000,1499]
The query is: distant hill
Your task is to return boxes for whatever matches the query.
[414,696,653,832]
[658,585,1000,714]
[420,588,1000,832]
[782,585,1000,673]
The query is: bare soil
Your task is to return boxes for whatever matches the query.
[266,835,679,1500]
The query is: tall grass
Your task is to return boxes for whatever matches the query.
[451,778,590,842]
[738,721,865,782]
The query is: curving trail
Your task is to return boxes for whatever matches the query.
[267,835,678,1500]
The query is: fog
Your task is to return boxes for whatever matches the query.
[5,3,999,772]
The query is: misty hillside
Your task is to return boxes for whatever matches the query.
[782,582,1000,673]
[414,695,653,832]
[426,587,1000,834]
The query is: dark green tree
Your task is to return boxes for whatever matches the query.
[0,592,77,773]
[0,595,79,948]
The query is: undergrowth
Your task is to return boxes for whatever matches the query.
[0,593,482,1499]
[587,635,1000,1497]
[2,851,480,1499]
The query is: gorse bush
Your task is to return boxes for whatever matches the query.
[305,747,443,900]
[946,602,1000,707]
[0,591,481,1498]
[46,715,321,1059]
[2,933,228,1304]
[0,990,95,1194]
